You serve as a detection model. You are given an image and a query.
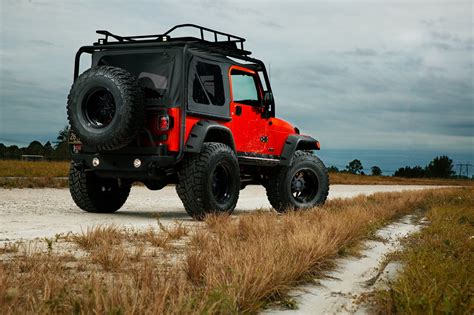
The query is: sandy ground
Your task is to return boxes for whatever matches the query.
[0,185,441,242]
[266,214,422,314]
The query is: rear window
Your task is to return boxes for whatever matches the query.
[98,51,179,105]
[192,61,225,106]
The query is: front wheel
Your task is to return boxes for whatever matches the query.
[266,151,329,212]
[69,164,131,213]
[176,142,240,220]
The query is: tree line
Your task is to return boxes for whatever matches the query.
[0,127,70,161]
[328,155,458,179]
[0,126,464,179]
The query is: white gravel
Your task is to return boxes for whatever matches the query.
[0,185,441,242]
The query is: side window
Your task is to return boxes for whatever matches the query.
[192,61,225,106]
[231,70,260,106]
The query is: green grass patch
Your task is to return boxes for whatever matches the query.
[372,188,474,314]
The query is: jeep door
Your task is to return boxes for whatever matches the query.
[229,66,267,154]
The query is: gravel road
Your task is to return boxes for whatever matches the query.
[0,185,442,242]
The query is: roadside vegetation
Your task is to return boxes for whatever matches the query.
[0,160,69,177]
[0,160,69,188]
[1,159,472,188]
[329,172,473,186]
[0,177,68,188]
[1,188,471,314]
[370,188,473,314]
[2,128,471,188]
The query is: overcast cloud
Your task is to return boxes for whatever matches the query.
[0,0,472,154]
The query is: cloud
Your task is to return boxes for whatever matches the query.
[261,20,283,29]
[342,48,378,57]
[0,0,472,155]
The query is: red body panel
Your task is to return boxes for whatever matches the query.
[265,117,296,155]
[148,65,296,156]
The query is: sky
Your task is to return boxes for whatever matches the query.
[0,0,473,172]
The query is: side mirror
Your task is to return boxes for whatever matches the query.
[262,91,274,107]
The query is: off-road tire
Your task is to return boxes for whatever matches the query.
[176,142,240,220]
[69,164,131,213]
[266,151,329,213]
[67,66,144,151]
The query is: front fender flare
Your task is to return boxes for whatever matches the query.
[280,134,320,166]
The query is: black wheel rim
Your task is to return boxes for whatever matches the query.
[83,88,116,128]
[94,179,121,196]
[290,168,319,204]
[211,164,232,204]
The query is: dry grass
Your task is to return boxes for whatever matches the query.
[0,160,69,188]
[0,160,69,177]
[329,172,473,186]
[68,225,124,250]
[370,189,474,314]
[89,242,127,271]
[0,188,471,314]
[0,242,20,255]
[0,177,68,188]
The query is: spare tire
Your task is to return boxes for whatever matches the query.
[67,66,144,151]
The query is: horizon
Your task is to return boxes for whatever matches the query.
[1,135,471,176]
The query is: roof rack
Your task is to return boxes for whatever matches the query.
[94,24,250,56]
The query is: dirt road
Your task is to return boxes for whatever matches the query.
[0,185,442,242]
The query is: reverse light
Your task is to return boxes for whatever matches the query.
[158,115,170,131]
[92,157,100,167]
[133,158,142,168]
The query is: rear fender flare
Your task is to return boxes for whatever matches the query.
[185,120,236,153]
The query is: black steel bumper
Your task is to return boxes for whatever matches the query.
[71,148,177,179]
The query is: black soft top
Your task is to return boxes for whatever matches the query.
[74,24,267,79]
[74,24,273,109]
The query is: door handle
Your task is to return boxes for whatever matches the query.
[235,106,242,116]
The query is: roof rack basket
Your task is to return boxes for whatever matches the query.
[94,24,247,54]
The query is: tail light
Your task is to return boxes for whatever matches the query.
[158,115,170,131]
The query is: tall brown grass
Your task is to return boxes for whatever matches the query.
[329,172,473,186]
[69,225,124,250]
[0,188,471,314]
[0,160,69,177]
[0,177,68,188]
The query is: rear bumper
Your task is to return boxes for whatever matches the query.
[71,149,176,179]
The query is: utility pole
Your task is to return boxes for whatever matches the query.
[457,163,473,178]
[466,163,473,178]
[456,163,464,177]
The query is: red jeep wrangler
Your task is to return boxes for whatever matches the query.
[67,24,329,220]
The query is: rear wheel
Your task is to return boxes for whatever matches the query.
[266,151,329,212]
[69,164,131,213]
[176,143,240,220]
